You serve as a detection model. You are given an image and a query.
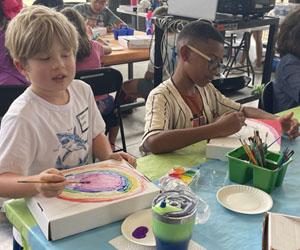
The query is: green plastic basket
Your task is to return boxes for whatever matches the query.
[226,146,292,193]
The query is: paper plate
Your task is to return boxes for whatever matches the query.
[111,46,124,51]
[121,208,155,246]
[216,185,273,214]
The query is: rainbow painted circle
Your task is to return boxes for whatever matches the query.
[57,164,146,203]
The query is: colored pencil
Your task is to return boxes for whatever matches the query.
[17,180,90,184]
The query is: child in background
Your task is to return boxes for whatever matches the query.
[0,0,30,86]
[0,6,136,250]
[61,7,119,150]
[273,5,300,113]
[141,21,299,154]
[234,30,264,74]
[73,0,125,31]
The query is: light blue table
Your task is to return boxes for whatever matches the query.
[5,108,300,250]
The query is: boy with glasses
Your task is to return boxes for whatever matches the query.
[73,0,125,31]
[140,21,299,154]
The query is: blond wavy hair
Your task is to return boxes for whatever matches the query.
[5,5,78,65]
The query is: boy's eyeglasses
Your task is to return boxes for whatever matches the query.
[186,45,225,73]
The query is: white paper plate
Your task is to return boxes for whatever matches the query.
[121,208,155,246]
[216,185,273,214]
[111,46,124,51]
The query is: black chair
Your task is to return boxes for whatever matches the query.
[0,85,28,119]
[258,81,274,114]
[75,67,127,152]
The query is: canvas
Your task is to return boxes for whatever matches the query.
[25,159,160,241]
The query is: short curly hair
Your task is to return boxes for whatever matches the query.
[276,5,300,58]
[176,20,224,53]
[5,5,78,66]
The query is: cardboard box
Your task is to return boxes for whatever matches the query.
[25,160,160,241]
[206,118,281,161]
[118,35,152,49]
[262,212,300,250]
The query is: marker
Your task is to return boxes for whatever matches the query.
[17,180,90,184]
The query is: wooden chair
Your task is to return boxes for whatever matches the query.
[0,85,28,119]
[75,67,127,152]
[258,81,274,114]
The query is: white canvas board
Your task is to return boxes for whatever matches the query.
[206,118,281,161]
[118,36,152,49]
[25,160,160,241]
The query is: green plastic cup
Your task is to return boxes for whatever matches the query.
[152,190,198,250]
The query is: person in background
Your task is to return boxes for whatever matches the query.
[122,6,177,99]
[0,0,30,86]
[61,7,119,150]
[73,0,125,31]
[273,5,300,113]
[32,0,64,10]
[233,30,264,74]
[0,6,136,250]
[140,21,299,154]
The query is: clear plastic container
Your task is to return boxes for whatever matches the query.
[194,165,228,190]
[159,177,210,224]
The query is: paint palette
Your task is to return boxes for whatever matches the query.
[121,208,155,246]
[161,167,199,186]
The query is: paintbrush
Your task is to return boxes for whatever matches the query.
[17,180,90,184]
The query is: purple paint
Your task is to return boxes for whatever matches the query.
[132,226,148,239]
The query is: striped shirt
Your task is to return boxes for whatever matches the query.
[140,78,243,152]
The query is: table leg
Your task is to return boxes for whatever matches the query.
[128,62,133,79]
[132,15,137,30]
[262,23,278,84]
[154,25,164,87]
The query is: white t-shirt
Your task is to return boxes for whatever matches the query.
[0,79,105,176]
[0,79,106,245]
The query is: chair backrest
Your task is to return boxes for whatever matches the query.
[75,67,127,152]
[75,68,123,97]
[0,85,28,118]
[259,81,274,114]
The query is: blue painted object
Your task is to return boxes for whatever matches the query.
[113,24,134,40]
